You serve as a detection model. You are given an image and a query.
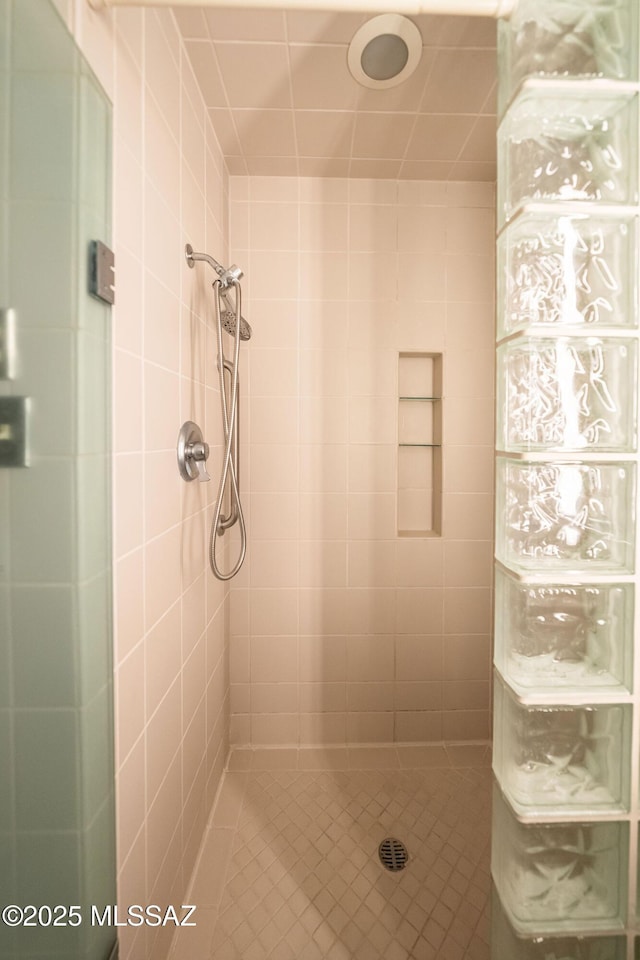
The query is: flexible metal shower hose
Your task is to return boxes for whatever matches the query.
[210,279,247,580]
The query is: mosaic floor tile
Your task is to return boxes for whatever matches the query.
[203,761,491,959]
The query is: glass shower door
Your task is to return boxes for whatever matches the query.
[0,1,116,957]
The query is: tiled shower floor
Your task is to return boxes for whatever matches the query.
[173,745,492,960]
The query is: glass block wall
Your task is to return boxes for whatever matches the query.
[492,1,640,956]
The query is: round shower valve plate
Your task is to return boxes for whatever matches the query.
[177,420,209,482]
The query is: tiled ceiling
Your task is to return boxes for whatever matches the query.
[174,7,497,180]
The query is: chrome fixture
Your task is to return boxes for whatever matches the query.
[0,308,17,380]
[89,240,115,305]
[0,396,30,467]
[177,420,211,482]
[185,244,252,340]
[185,243,251,581]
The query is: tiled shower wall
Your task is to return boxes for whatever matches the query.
[229,176,495,746]
[55,5,231,959]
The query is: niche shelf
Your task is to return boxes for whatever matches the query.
[397,352,442,537]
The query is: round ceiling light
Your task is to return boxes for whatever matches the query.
[348,15,422,90]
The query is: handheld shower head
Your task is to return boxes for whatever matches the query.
[185,244,252,340]
[219,287,252,341]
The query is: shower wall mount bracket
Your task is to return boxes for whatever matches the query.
[177,421,211,482]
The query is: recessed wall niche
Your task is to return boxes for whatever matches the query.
[397,352,442,537]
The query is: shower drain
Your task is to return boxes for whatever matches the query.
[378,837,408,872]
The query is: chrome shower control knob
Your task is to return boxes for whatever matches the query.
[189,440,211,482]
[177,421,211,482]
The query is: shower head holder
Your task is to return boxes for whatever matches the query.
[185,244,242,288]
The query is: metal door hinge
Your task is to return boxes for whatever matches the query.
[89,240,115,305]
[0,396,30,467]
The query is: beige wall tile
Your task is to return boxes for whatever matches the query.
[298,587,351,635]
[396,589,444,635]
[230,715,250,745]
[348,445,396,494]
[299,299,349,349]
[443,680,490,711]
[251,714,299,745]
[251,683,299,714]
[395,636,443,682]
[250,202,299,250]
[443,635,491,681]
[114,350,143,454]
[146,678,182,805]
[395,711,443,743]
[145,602,182,720]
[144,451,181,542]
[299,713,347,744]
[250,589,298,636]
[115,643,145,765]
[182,634,208,730]
[298,542,348,588]
[299,250,349,300]
[300,396,349,444]
[299,636,347,682]
[249,540,299,588]
[347,714,394,744]
[300,349,349,398]
[444,541,493,588]
[350,204,398,252]
[444,588,492,635]
[182,573,206,658]
[249,395,299,445]
[396,539,444,588]
[299,493,348,540]
[443,710,491,741]
[347,682,394,713]
[230,636,250,684]
[250,444,298,492]
[398,206,447,252]
[347,590,396,635]
[299,682,347,713]
[250,348,298,397]
[299,202,349,250]
[70,9,235,915]
[230,683,250,715]
[145,527,182,631]
[398,252,447,301]
[349,251,395,302]
[250,635,298,682]
[346,635,394,681]
[447,255,495,303]
[116,737,146,869]
[347,493,396,539]
[444,445,494,494]
[445,207,494,254]
[115,549,144,664]
[394,681,442,712]
[443,493,493,540]
[347,540,396,588]
[226,180,495,755]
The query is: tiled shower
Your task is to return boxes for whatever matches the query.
[227,176,494,749]
[1,3,496,956]
[4,0,639,959]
